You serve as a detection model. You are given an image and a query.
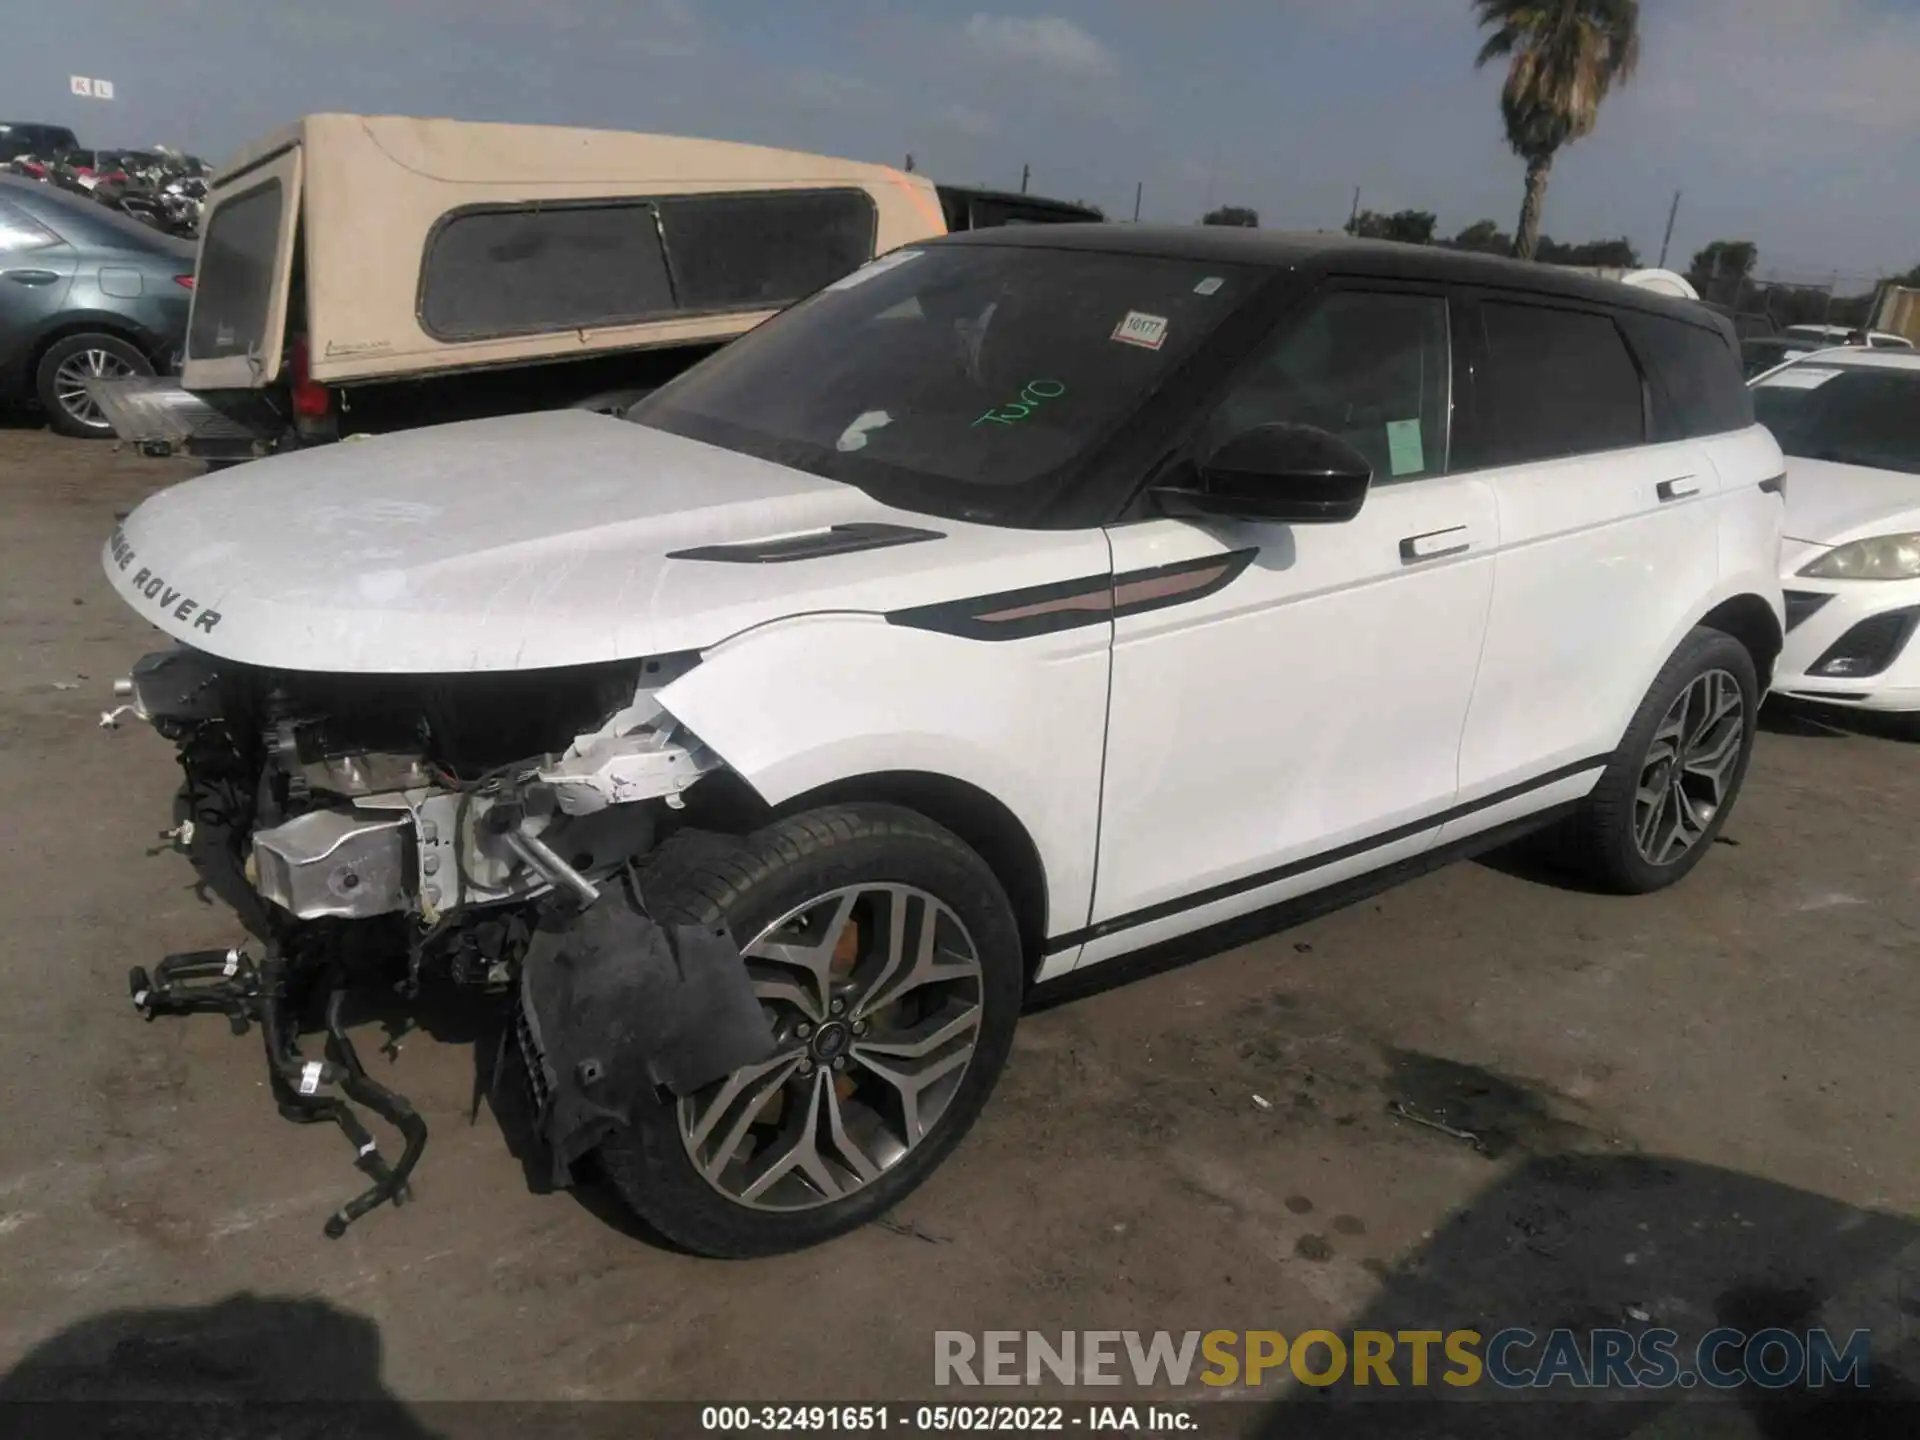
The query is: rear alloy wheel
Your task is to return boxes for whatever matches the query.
[1555,627,1759,893]
[1631,668,1746,867]
[596,805,1023,1257]
[36,332,153,438]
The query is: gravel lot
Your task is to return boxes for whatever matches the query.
[2,422,1917,1435]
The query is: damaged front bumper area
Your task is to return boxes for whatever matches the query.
[108,645,774,1233]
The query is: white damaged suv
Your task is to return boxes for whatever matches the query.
[103,226,1785,1255]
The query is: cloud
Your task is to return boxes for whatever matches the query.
[627,0,703,58]
[1636,0,1920,135]
[783,69,888,112]
[940,103,1000,137]
[963,14,1118,75]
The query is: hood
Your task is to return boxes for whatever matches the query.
[1780,458,1920,548]
[102,410,1103,673]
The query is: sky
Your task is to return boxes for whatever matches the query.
[9,0,1919,287]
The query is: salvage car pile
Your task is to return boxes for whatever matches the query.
[3,129,210,240]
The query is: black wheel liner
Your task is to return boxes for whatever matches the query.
[517,868,776,1187]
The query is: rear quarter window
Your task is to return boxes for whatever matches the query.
[1620,313,1755,440]
[1468,300,1646,467]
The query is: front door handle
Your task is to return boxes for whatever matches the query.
[1399,525,1471,564]
[2,270,60,286]
[1657,477,1701,502]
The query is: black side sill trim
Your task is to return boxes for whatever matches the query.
[1043,752,1612,953]
[668,522,944,564]
[1758,473,1787,495]
[1026,799,1585,1013]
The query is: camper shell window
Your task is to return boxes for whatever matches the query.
[417,188,877,342]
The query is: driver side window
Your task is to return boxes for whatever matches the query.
[1205,289,1451,483]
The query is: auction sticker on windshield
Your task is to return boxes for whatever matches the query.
[1760,367,1843,390]
[1112,311,1170,350]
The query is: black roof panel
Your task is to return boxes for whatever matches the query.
[930,224,1727,330]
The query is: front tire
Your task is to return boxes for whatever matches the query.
[36,332,153,438]
[597,804,1024,1257]
[1559,627,1759,894]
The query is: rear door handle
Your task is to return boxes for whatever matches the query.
[2,270,60,286]
[1657,477,1701,502]
[1399,525,1471,564]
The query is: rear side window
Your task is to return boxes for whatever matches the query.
[420,203,675,340]
[1471,300,1645,466]
[188,179,284,360]
[656,190,875,312]
[1620,313,1754,440]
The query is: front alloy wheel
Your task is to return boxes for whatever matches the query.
[678,883,985,1211]
[596,805,1022,1257]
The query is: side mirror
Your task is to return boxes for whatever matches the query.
[1153,423,1373,524]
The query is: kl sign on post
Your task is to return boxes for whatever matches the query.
[70,76,115,100]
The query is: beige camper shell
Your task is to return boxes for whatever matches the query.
[181,114,948,398]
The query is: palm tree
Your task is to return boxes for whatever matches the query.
[1473,0,1641,261]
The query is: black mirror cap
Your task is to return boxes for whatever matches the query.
[1152,423,1373,525]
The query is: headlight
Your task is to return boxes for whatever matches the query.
[1798,533,1920,581]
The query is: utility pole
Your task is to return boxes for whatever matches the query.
[1132,180,1142,222]
[1348,186,1361,234]
[1019,162,1030,194]
[903,154,914,173]
[1657,189,1681,270]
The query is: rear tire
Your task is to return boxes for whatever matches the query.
[1557,627,1758,893]
[596,804,1024,1257]
[36,332,153,438]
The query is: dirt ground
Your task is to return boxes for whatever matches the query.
[1,422,1917,1435]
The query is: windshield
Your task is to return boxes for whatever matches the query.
[1753,365,1920,476]
[629,243,1259,526]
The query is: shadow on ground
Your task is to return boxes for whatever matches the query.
[1761,697,1916,744]
[1248,1153,1920,1439]
[0,1293,436,1438]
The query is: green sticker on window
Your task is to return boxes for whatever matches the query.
[1386,418,1425,477]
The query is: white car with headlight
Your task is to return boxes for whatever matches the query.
[1755,350,1920,713]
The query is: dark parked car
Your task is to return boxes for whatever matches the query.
[0,173,194,436]
[935,184,1105,230]
[0,122,79,165]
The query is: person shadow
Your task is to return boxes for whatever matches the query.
[0,1293,440,1440]
[1246,1153,1920,1439]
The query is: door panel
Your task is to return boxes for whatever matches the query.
[1449,294,1721,807]
[1090,484,1497,945]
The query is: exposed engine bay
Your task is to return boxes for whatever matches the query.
[108,645,775,1234]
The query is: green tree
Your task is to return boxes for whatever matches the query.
[1685,240,1758,305]
[1449,218,1510,253]
[1202,205,1259,227]
[1347,209,1438,244]
[1473,0,1642,261]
